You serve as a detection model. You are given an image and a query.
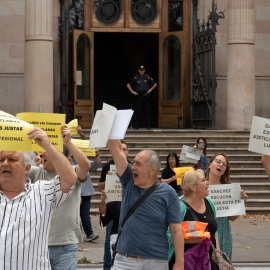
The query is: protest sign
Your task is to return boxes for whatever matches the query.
[180,145,201,164]
[208,184,246,217]
[16,112,65,152]
[67,119,78,135]
[105,174,122,203]
[248,116,270,155]
[110,164,117,175]
[109,109,134,139]
[71,138,95,156]
[174,167,194,185]
[0,111,33,151]
[89,103,133,148]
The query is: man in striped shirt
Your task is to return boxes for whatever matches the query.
[0,127,78,270]
[28,125,91,270]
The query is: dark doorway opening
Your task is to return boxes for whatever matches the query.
[94,32,159,128]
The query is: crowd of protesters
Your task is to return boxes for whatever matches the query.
[1,128,269,270]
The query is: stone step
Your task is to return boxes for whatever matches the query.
[231,175,269,183]
[245,199,270,207]
[81,128,269,214]
[128,142,250,148]
[245,190,270,199]
[81,128,250,137]
[233,182,270,190]
[97,152,262,160]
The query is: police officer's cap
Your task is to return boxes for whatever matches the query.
[138,65,145,70]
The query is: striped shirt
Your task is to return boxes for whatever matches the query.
[0,177,73,270]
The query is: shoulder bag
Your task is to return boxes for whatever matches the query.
[111,181,160,265]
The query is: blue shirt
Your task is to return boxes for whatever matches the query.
[129,74,156,93]
[117,164,181,260]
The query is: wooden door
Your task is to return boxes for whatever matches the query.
[159,31,186,128]
[73,29,94,128]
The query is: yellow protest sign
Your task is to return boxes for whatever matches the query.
[71,138,96,157]
[174,167,194,185]
[67,119,78,135]
[0,111,33,151]
[16,112,65,152]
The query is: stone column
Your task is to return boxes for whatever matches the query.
[24,0,53,112]
[226,0,255,130]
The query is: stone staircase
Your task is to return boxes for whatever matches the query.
[80,129,270,215]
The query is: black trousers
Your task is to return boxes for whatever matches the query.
[133,94,150,128]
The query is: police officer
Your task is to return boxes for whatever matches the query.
[127,65,157,130]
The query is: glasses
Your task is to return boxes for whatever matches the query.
[214,159,228,167]
[122,148,128,152]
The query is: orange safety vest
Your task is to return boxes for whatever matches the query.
[181,221,211,239]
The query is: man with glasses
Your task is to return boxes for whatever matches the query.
[98,141,131,270]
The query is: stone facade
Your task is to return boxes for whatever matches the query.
[0,0,269,129]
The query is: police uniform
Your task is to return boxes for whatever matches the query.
[128,73,156,129]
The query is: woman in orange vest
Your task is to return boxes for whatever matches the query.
[167,169,219,270]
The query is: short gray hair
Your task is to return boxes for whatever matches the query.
[23,152,33,166]
[140,149,160,174]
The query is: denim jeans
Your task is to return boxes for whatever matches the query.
[104,220,113,268]
[80,196,93,236]
[49,244,78,270]
[113,253,168,270]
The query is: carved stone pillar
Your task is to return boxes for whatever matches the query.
[226,0,255,130]
[24,0,53,112]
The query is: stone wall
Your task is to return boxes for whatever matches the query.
[255,0,270,118]
[0,0,25,115]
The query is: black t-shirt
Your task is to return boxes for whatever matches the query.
[161,166,181,192]
[99,160,115,183]
[99,159,132,183]
[184,198,217,250]
[100,201,121,235]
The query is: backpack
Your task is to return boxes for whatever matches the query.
[184,238,211,270]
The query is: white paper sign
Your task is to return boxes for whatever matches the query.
[180,145,200,164]
[109,110,134,139]
[110,164,117,175]
[89,103,117,148]
[208,184,246,217]
[89,103,133,148]
[105,174,122,203]
[186,147,202,160]
[248,116,270,155]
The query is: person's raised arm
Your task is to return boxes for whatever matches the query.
[62,125,90,181]
[76,125,87,140]
[107,140,128,177]
[169,223,184,270]
[28,127,77,193]
[262,155,270,178]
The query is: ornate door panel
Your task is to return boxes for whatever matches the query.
[88,0,161,32]
[73,30,94,128]
[159,32,186,128]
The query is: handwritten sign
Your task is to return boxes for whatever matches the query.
[180,145,201,164]
[67,119,78,135]
[174,167,194,185]
[16,112,65,152]
[0,110,33,151]
[249,116,270,155]
[208,184,246,217]
[71,138,95,157]
[105,174,122,203]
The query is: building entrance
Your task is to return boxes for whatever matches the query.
[94,32,159,128]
